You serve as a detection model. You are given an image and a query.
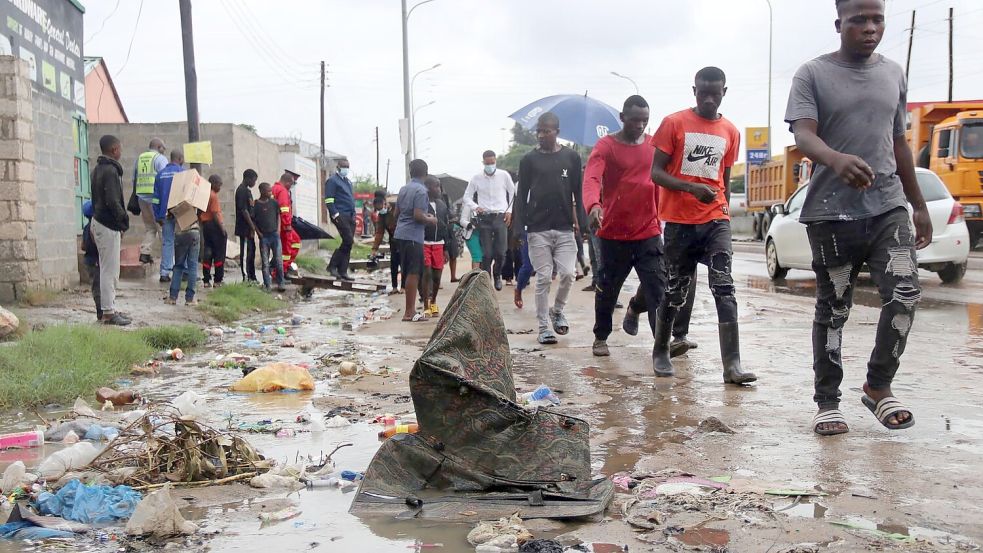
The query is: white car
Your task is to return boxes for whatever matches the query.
[765,168,971,283]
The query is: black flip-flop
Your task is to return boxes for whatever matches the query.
[861,395,915,430]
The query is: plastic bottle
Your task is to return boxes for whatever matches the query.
[37,442,99,478]
[521,385,560,407]
[0,429,44,450]
[340,470,363,481]
[378,423,419,439]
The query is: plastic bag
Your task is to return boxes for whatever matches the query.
[125,484,197,537]
[170,391,207,421]
[37,442,99,479]
[1,462,26,494]
[231,362,315,393]
[36,479,141,524]
[0,521,75,540]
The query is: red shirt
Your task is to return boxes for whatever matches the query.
[199,190,223,224]
[583,134,661,241]
[651,109,739,225]
[271,182,293,229]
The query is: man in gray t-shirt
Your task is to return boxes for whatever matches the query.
[784,0,931,437]
[394,159,437,322]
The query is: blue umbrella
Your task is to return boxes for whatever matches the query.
[509,93,622,147]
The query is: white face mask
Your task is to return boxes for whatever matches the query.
[484,164,496,175]
[339,167,350,178]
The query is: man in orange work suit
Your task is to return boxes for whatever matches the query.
[271,170,301,279]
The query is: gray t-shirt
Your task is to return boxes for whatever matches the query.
[785,53,908,223]
[394,179,430,243]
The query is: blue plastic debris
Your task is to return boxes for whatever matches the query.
[36,480,142,525]
[0,521,75,540]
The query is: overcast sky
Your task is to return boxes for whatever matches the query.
[83,0,983,188]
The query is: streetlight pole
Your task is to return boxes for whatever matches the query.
[765,0,773,156]
[610,71,639,95]
[410,63,440,158]
[401,0,437,175]
[412,100,436,157]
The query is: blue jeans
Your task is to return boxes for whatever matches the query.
[170,228,200,301]
[160,217,176,277]
[260,233,284,288]
[516,233,533,292]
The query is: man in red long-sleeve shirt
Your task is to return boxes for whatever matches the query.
[583,95,666,362]
[271,170,301,278]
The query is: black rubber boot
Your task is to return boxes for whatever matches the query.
[719,322,757,385]
[652,307,676,377]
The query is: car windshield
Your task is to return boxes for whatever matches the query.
[961,124,983,159]
[916,171,951,202]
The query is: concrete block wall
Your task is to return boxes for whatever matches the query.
[32,93,79,287]
[0,57,41,302]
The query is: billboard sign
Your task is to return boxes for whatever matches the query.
[745,127,770,166]
[0,0,84,109]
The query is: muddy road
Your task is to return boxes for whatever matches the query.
[2,245,982,552]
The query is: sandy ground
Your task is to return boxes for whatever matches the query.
[3,245,983,552]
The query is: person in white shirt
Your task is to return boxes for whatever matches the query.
[463,150,516,290]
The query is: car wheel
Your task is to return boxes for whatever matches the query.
[766,239,789,281]
[752,213,763,241]
[937,262,967,284]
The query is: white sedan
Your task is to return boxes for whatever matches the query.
[765,168,971,284]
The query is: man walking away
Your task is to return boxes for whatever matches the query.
[235,169,260,283]
[514,113,586,345]
[272,171,301,279]
[371,190,401,293]
[650,67,756,385]
[166,205,201,306]
[787,0,930,436]
[325,159,356,281]
[134,138,168,265]
[152,149,185,283]
[80,200,101,320]
[463,150,516,290]
[395,159,437,321]
[583,95,666,359]
[254,182,286,292]
[200,175,228,288]
[421,176,449,317]
[91,135,130,326]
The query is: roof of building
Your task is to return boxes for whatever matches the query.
[83,56,128,123]
[265,136,345,160]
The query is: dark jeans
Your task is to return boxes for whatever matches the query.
[662,220,737,324]
[516,233,533,292]
[86,264,101,318]
[594,236,666,341]
[476,213,507,278]
[329,213,356,275]
[201,221,227,284]
[629,268,698,338]
[588,232,601,287]
[806,207,920,409]
[389,241,402,290]
[170,229,200,301]
[238,233,256,281]
[259,233,284,288]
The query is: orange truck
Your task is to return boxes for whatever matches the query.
[908,101,983,245]
[746,145,811,240]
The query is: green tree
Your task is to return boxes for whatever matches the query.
[496,123,537,174]
[353,174,381,194]
[237,123,257,133]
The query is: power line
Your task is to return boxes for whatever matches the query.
[217,0,308,84]
[85,0,121,43]
[113,0,145,77]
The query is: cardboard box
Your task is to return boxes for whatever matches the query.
[167,169,210,231]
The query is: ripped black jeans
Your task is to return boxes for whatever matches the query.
[662,220,737,324]
[806,207,921,409]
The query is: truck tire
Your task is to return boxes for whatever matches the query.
[761,212,773,238]
[937,262,966,284]
[752,213,763,241]
[766,239,789,280]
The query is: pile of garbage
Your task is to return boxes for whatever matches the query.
[79,402,270,488]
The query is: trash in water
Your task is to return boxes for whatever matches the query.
[231,362,315,393]
[36,479,141,524]
[468,514,534,548]
[519,385,560,408]
[125,483,197,538]
[1,462,30,494]
[276,429,296,438]
[37,442,99,479]
[83,425,120,442]
[156,348,184,361]
[338,361,358,376]
[378,423,418,439]
[259,507,302,524]
[326,415,351,429]
[95,387,141,406]
[171,390,207,421]
[518,539,564,553]
[0,429,44,450]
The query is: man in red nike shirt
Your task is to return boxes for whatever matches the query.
[649,66,756,385]
[583,95,665,361]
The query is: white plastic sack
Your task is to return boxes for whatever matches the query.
[37,442,99,479]
[170,391,206,421]
[125,484,197,537]
[1,461,26,494]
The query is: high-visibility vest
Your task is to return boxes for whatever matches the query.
[135,151,159,196]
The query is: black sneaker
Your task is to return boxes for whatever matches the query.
[494,276,503,291]
[139,254,153,264]
[339,273,355,282]
[159,275,172,283]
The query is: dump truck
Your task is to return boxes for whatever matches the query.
[746,145,812,240]
[908,101,983,245]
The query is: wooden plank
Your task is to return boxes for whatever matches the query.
[289,274,387,295]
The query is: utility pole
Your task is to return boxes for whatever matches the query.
[320,61,326,163]
[385,159,391,191]
[375,126,380,185]
[766,0,773,157]
[401,0,411,176]
[178,0,201,171]
[948,7,954,102]
[905,10,915,81]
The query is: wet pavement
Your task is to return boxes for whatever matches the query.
[2,245,982,552]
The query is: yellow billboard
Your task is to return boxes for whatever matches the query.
[746,127,770,151]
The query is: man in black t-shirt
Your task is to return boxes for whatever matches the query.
[252,182,285,292]
[514,112,587,345]
[234,169,259,282]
